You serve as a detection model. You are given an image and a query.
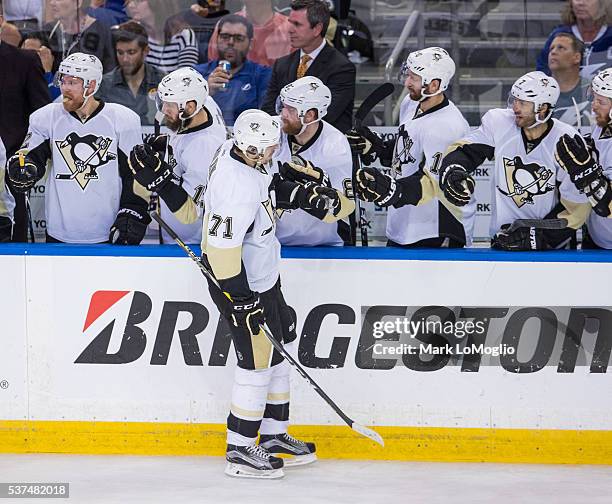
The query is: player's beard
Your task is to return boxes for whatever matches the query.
[164,115,182,132]
[408,88,422,101]
[281,117,301,136]
[62,93,85,112]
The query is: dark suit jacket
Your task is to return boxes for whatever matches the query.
[0,43,50,157]
[262,42,356,133]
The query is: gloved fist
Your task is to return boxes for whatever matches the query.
[491,223,549,251]
[346,126,385,165]
[109,207,151,245]
[7,152,43,193]
[555,133,602,191]
[145,133,173,158]
[279,155,330,186]
[439,164,475,207]
[293,181,336,213]
[230,292,265,337]
[129,144,174,192]
[355,167,401,207]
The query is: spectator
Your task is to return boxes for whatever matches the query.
[537,0,612,78]
[44,0,116,73]
[0,19,21,46]
[548,33,591,127]
[0,0,50,242]
[21,32,62,100]
[165,0,230,63]
[88,0,129,28]
[261,0,356,133]
[2,0,44,31]
[97,21,165,125]
[207,0,293,67]
[195,15,271,125]
[126,0,199,73]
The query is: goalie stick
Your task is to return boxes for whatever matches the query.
[507,218,568,233]
[150,211,385,447]
[351,83,395,246]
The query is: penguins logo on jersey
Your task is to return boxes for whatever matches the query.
[391,125,416,175]
[55,133,116,190]
[498,156,554,207]
[600,124,612,140]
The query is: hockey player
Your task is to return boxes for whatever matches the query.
[438,70,591,251]
[273,76,354,246]
[555,67,612,249]
[346,47,473,247]
[0,139,16,241]
[196,109,347,478]
[6,53,148,244]
[130,67,227,244]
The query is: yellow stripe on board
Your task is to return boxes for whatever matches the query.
[1,421,612,465]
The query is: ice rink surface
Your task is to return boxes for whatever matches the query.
[1,454,611,504]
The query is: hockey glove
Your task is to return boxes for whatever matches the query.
[7,152,43,193]
[279,155,331,187]
[0,216,12,242]
[129,144,175,193]
[355,167,401,207]
[439,164,475,207]
[555,134,602,191]
[491,223,550,251]
[230,292,265,337]
[109,207,151,245]
[293,181,335,214]
[145,133,173,157]
[346,126,390,165]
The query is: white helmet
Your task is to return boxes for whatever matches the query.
[592,67,612,121]
[278,76,331,129]
[233,109,281,159]
[56,52,103,96]
[509,71,560,127]
[400,47,456,101]
[156,67,209,123]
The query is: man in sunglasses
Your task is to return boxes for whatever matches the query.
[195,14,271,125]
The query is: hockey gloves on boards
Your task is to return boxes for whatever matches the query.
[491,223,549,251]
[229,292,266,337]
[7,152,44,193]
[346,126,390,166]
[129,144,174,193]
[109,207,150,245]
[439,164,475,207]
[355,167,401,207]
[555,134,612,217]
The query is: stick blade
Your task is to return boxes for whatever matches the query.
[355,83,395,124]
[351,422,385,447]
[508,218,568,233]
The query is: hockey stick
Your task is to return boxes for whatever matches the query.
[351,83,396,246]
[507,218,568,233]
[150,211,385,447]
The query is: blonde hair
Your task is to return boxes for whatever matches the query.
[561,0,612,26]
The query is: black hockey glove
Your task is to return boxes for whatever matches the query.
[7,152,43,193]
[346,126,390,165]
[109,207,151,245]
[129,144,174,192]
[491,223,550,251]
[230,292,265,337]
[279,155,331,187]
[292,181,335,214]
[439,164,475,207]
[555,134,602,190]
[144,133,173,157]
[355,167,401,207]
[0,216,13,242]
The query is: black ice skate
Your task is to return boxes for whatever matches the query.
[225,443,284,479]
[258,433,317,467]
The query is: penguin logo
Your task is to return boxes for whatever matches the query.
[391,124,416,176]
[55,133,116,190]
[249,122,260,132]
[498,156,554,207]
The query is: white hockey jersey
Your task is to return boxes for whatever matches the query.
[457,108,589,237]
[21,101,145,243]
[272,121,353,246]
[387,96,473,245]
[203,140,280,293]
[0,139,16,223]
[158,97,227,244]
[586,124,612,248]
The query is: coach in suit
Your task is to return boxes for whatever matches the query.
[261,0,356,133]
[0,2,50,241]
